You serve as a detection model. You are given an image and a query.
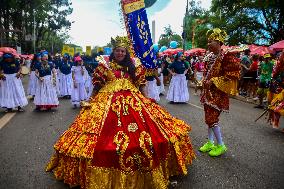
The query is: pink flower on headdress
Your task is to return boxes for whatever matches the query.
[74,56,82,62]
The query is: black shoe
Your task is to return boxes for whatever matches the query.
[254,105,264,109]
[17,106,24,112]
[5,108,12,113]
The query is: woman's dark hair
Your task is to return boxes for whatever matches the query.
[109,48,136,81]
[252,54,258,61]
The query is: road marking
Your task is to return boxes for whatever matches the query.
[0,113,16,130]
[188,102,203,110]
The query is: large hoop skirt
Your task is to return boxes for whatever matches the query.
[46,75,195,189]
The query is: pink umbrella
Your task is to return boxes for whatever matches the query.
[184,48,206,56]
[162,48,183,56]
[269,40,284,51]
[250,46,270,56]
[0,47,17,54]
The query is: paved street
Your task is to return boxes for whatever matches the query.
[0,81,283,189]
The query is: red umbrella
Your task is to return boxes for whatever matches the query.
[184,48,206,56]
[0,47,17,54]
[162,48,183,56]
[269,40,284,51]
[250,46,270,56]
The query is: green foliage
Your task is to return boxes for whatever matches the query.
[158,25,182,48]
[0,0,73,53]
[210,0,284,45]
[183,1,210,49]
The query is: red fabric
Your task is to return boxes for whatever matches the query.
[92,91,169,170]
[249,60,259,71]
[204,104,221,127]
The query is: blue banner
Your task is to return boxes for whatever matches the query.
[123,1,156,68]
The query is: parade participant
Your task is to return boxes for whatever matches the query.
[199,28,241,157]
[254,54,274,109]
[71,56,88,108]
[46,42,195,189]
[247,54,259,99]
[239,49,251,96]
[267,50,284,129]
[58,53,73,98]
[83,55,98,100]
[0,53,28,112]
[162,55,171,85]
[166,52,190,103]
[193,56,205,95]
[34,52,59,111]
[157,56,165,95]
[27,53,42,97]
[144,68,161,102]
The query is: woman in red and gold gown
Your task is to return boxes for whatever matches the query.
[46,44,195,189]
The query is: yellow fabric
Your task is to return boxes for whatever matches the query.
[123,0,145,14]
[99,78,139,93]
[211,76,238,96]
[206,28,227,43]
[270,90,284,116]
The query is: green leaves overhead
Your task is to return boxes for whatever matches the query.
[0,0,73,53]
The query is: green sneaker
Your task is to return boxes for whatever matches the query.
[199,141,215,152]
[208,144,227,157]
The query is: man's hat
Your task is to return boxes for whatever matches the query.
[206,28,227,43]
[263,53,271,58]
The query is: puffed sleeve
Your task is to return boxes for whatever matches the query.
[92,63,109,90]
[134,64,146,87]
[211,52,241,95]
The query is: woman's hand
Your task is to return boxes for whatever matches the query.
[74,82,78,88]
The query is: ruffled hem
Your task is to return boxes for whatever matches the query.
[46,146,195,189]
[37,105,58,109]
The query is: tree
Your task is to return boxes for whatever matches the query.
[0,0,73,53]
[158,25,182,48]
[210,0,284,45]
[183,0,209,49]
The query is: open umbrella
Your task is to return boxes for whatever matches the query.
[0,47,17,54]
[184,48,206,56]
[250,46,270,56]
[269,40,284,51]
[162,48,183,56]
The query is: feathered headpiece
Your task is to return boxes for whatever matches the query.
[206,28,227,43]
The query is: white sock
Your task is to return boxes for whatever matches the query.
[208,128,214,143]
[212,125,224,145]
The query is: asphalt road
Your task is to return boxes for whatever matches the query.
[0,82,283,189]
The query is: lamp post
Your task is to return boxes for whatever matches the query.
[33,11,35,53]
[182,0,189,51]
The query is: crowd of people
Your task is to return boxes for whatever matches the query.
[0,27,283,189]
[0,51,98,112]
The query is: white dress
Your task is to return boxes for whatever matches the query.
[34,66,59,108]
[71,66,88,105]
[0,73,28,109]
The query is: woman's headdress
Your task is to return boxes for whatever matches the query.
[206,28,227,43]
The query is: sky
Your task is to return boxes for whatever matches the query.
[68,0,211,50]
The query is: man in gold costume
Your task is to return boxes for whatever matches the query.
[199,28,241,157]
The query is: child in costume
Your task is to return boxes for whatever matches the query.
[71,56,88,108]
